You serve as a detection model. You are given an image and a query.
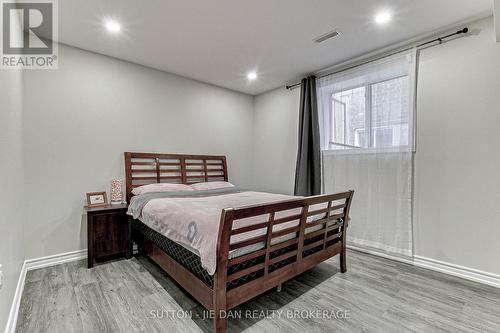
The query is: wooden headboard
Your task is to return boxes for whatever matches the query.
[124,152,228,202]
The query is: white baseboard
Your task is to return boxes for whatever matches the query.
[414,255,500,289]
[25,249,87,271]
[347,244,414,265]
[4,261,27,333]
[349,244,500,289]
[4,250,87,333]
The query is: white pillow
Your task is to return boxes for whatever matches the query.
[132,183,193,195]
[190,181,234,191]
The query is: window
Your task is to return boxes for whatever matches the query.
[330,86,366,149]
[317,51,416,152]
[329,76,410,150]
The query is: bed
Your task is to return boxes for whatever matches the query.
[124,152,354,332]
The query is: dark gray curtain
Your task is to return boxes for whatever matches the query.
[294,76,321,196]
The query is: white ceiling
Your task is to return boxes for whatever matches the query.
[58,0,492,95]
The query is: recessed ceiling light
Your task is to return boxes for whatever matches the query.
[105,20,121,33]
[375,10,392,25]
[247,72,257,81]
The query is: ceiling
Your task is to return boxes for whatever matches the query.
[58,0,492,95]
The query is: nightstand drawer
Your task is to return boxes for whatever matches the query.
[93,213,127,257]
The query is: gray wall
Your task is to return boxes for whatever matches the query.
[252,87,300,194]
[0,70,25,329]
[22,44,254,259]
[252,17,500,276]
[413,17,500,274]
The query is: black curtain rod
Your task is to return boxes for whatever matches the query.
[285,27,469,90]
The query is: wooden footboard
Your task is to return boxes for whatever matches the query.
[212,191,354,332]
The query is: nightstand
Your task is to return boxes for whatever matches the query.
[85,203,131,268]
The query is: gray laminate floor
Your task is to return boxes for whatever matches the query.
[15,250,500,333]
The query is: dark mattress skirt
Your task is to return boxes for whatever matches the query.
[133,219,342,290]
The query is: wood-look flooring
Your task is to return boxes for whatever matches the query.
[15,250,500,332]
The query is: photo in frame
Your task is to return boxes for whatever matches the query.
[86,191,108,208]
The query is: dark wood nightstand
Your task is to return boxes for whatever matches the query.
[85,203,132,268]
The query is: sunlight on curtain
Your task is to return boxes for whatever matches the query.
[318,50,417,257]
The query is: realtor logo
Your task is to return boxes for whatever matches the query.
[1,0,58,69]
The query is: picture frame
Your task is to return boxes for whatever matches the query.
[86,191,108,208]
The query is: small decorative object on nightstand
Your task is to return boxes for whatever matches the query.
[86,191,108,208]
[85,203,131,268]
[110,179,124,204]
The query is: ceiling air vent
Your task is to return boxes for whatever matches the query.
[313,29,340,43]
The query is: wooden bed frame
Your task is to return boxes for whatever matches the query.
[125,152,354,332]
